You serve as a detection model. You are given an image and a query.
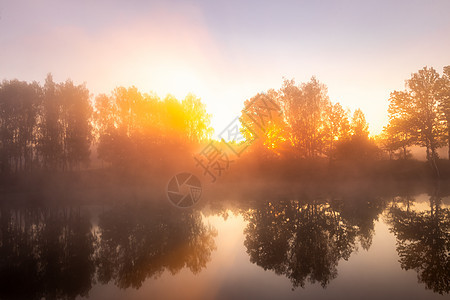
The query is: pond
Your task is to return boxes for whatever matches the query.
[0,186,448,300]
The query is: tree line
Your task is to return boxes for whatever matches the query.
[1,66,449,176]
[94,85,212,169]
[0,74,92,173]
[240,77,375,162]
[0,74,212,174]
[240,66,450,165]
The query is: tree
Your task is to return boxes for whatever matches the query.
[95,87,138,166]
[350,108,369,138]
[323,102,350,160]
[241,78,361,160]
[382,90,414,160]
[440,65,450,159]
[38,75,93,170]
[59,80,93,169]
[377,130,411,160]
[334,109,380,162]
[38,74,62,170]
[277,77,331,158]
[240,91,287,157]
[182,94,214,143]
[384,67,446,167]
[407,67,445,161]
[0,80,41,173]
[94,87,214,167]
[383,91,415,159]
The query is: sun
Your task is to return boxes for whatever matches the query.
[135,62,236,137]
[138,63,205,101]
[166,66,204,99]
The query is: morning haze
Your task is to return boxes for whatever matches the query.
[0,1,449,300]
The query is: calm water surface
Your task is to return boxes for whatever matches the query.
[0,189,448,300]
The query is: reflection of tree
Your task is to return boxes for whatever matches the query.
[388,192,450,294]
[243,199,359,289]
[0,206,96,300]
[0,202,218,297]
[96,203,217,289]
[331,195,385,250]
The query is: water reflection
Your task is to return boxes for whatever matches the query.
[0,206,96,299]
[0,187,448,299]
[96,203,217,289]
[387,190,450,294]
[242,195,385,289]
[0,203,217,299]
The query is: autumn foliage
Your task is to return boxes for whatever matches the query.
[1,66,450,184]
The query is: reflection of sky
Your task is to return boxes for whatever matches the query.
[1,1,450,135]
[82,206,445,300]
[393,193,450,211]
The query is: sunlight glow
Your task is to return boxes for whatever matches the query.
[153,65,204,101]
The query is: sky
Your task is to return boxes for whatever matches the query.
[1,0,449,136]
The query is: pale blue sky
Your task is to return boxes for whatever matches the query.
[1,0,449,134]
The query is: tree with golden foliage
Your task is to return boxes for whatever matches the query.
[384,66,447,163]
[94,87,213,167]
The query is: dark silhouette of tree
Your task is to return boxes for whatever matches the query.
[95,203,217,289]
[0,80,41,173]
[0,75,93,176]
[388,191,450,294]
[331,194,386,250]
[243,198,359,289]
[38,74,63,170]
[0,205,96,299]
[58,80,93,169]
[0,200,218,297]
[0,74,91,175]
[440,65,450,159]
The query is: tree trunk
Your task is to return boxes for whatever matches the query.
[430,147,440,179]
